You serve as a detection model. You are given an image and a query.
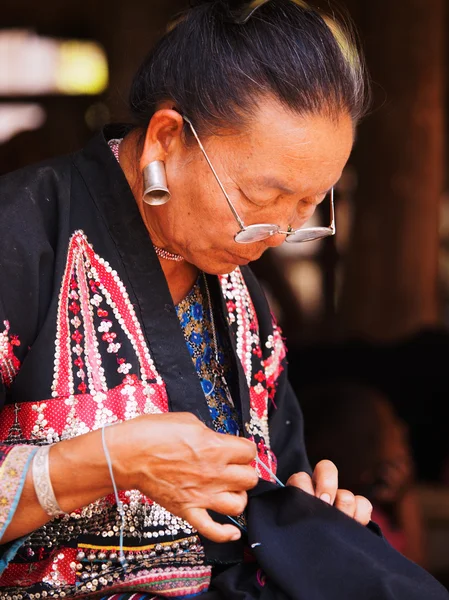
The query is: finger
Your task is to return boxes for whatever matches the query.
[313,460,338,504]
[208,491,248,516]
[353,495,373,526]
[217,435,257,465]
[184,507,241,543]
[334,489,356,518]
[222,464,259,491]
[287,471,315,496]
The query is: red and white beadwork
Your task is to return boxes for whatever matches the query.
[0,230,170,446]
[219,269,285,482]
[0,320,21,388]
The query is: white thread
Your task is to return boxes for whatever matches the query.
[255,455,285,488]
[227,514,247,533]
[101,424,128,570]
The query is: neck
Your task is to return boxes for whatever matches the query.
[118,130,199,305]
[160,260,199,305]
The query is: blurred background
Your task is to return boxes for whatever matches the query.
[1,0,448,585]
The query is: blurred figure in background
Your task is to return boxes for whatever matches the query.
[300,381,427,567]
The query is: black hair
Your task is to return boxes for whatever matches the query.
[129,0,369,136]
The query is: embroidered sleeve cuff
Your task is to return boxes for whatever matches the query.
[0,444,37,541]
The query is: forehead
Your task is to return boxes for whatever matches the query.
[222,99,354,193]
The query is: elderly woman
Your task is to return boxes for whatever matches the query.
[0,0,373,598]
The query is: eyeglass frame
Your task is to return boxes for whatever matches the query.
[182,115,336,245]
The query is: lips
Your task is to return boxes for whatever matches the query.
[228,247,265,265]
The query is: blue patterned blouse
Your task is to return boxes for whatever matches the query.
[175,276,241,436]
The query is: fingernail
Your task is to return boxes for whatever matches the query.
[320,493,331,504]
[231,531,241,541]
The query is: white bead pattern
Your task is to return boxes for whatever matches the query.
[49,230,168,439]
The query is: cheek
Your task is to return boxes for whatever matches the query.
[169,167,240,246]
[173,188,238,247]
[195,186,241,233]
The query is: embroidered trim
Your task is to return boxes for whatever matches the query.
[220,269,285,483]
[0,321,21,388]
[0,445,37,539]
[263,322,286,406]
[220,269,259,388]
[50,230,169,438]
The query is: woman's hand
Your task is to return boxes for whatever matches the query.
[287,459,373,525]
[108,413,259,543]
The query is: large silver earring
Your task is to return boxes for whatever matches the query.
[142,160,171,206]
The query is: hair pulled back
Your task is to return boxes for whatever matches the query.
[129,0,368,136]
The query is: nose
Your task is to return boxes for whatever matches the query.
[291,203,318,230]
[264,231,288,248]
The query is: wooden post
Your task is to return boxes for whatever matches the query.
[339,0,446,341]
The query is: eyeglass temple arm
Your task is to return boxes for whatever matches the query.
[329,187,335,232]
[182,116,246,231]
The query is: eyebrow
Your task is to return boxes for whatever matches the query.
[253,176,295,195]
[253,176,333,198]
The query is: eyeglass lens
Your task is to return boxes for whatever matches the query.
[234,225,334,244]
[234,224,280,243]
[285,227,334,244]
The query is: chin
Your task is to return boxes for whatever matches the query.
[187,245,256,274]
[203,264,240,276]
[194,256,244,276]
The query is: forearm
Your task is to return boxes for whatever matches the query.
[1,428,113,544]
[2,412,260,548]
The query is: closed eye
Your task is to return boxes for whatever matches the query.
[239,188,274,208]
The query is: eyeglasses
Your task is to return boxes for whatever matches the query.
[183,115,336,245]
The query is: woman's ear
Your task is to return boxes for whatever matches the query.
[139,109,184,172]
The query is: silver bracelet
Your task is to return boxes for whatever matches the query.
[32,445,67,518]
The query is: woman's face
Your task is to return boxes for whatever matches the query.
[141,98,354,274]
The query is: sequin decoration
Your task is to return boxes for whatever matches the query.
[176,277,241,436]
[0,320,21,388]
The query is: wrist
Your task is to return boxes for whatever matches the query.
[105,420,142,491]
[50,428,114,513]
